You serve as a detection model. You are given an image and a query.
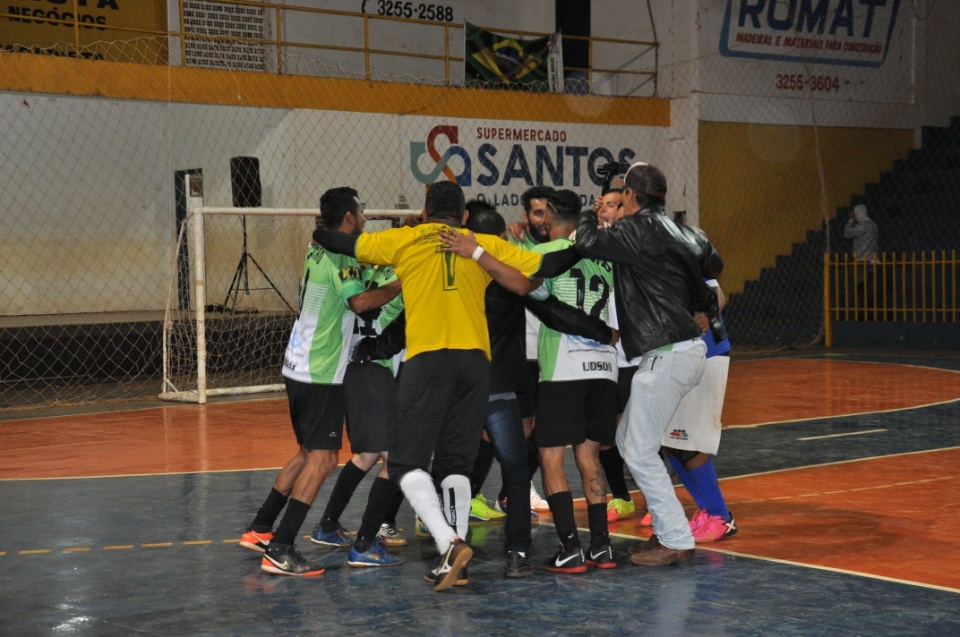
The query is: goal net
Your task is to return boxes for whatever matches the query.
[2,2,957,412]
[160,186,418,404]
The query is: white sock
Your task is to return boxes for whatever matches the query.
[399,469,457,554]
[440,474,471,540]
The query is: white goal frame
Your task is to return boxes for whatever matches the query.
[160,187,419,404]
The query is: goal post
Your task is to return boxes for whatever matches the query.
[161,193,419,404]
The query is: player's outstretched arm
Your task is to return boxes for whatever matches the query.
[348,279,401,315]
[522,294,617,345]
[312,227,359,257]
[439,228,537,296]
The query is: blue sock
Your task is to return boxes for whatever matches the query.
[685,460,730,520]
[667,455,706,510]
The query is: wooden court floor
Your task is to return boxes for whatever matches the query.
[1,350,959,636]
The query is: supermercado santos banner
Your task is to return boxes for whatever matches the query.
[405,121,664,211]
[703,0,914,104]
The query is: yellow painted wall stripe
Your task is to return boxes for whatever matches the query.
[0,54,669,127]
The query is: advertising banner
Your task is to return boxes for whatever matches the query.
[702,0,914,106]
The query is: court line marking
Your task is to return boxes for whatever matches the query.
[585,525,960,595]
[797,428,887,441]
[724,357,960,429]
[725,474,957,506]
[716,445,960,482]
[726,396,960,429]
[694,546,960,595]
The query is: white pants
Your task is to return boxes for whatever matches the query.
[617,339,706,550]
[661,355,730,455]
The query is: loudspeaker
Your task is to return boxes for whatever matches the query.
[230,156,262,208]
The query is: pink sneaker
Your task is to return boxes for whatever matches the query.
[639,511,652,526]
[692,513,738,542]
[688,509,709,533]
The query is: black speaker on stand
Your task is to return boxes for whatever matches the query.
[222,156,293,313]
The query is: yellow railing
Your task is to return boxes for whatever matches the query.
[1,2,657,88]
[824,250,959,345]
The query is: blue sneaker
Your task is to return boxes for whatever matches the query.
[310,522,351,548]
[347,541,404,567]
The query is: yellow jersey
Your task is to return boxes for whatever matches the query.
[355,223,542,360]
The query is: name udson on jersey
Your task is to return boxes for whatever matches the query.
[583,361,614,372]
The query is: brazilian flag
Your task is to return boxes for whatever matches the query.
[465,22,556,91]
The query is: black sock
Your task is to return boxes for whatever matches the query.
[273,498,311,546]
[320,460,368,532]
[251,488,288,531]
[599,447,631,501]
[546,491,580,552]
[354,477,399,553]
[471,439,495,497]
[587,503,609,549]
[383,488,404,526]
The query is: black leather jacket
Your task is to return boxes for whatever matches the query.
[575,204,724,360]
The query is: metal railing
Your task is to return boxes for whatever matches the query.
[824,250,959,345]
[1,1,657,90]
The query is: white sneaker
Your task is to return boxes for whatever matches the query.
[529,482,550,512]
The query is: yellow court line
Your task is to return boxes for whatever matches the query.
[18,549,52,555]
[183,540,211,546]
[103,545,135,550]
[63,547,91,553]
[142,543,173,548]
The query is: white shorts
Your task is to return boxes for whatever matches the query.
[660,356,729,455]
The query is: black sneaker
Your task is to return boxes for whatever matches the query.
[261,543,325,577]
[541,545,587,573]
[504,550,535,578]
[430,538,473,591]
[586,544,617,569]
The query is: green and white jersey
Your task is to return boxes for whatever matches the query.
[532,237,617,383]
[282,243,360,385]
[346,264,405,374]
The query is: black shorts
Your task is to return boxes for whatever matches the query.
[617,365,638,414]
[534,379,618,448]
[344,361,397,454]
[516,360,540,419]
[388,349,491,482]
[284,377,344,450]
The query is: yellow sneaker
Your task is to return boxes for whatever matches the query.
[606,497,636,522]
[470,494,506,522]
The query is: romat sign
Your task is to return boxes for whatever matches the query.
[719,0,902,67]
